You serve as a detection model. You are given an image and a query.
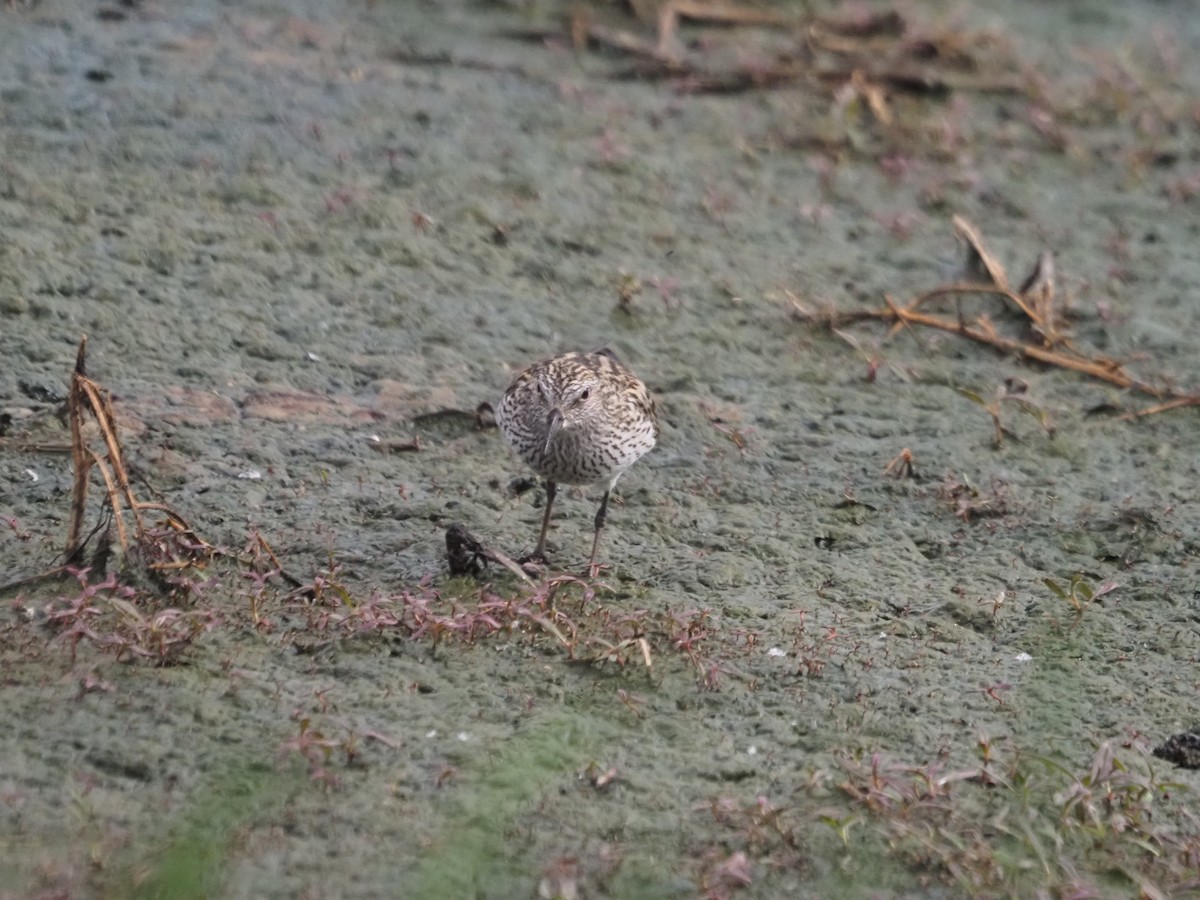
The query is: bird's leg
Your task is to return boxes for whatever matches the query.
[587,489,611,577]
[533,479,557,560]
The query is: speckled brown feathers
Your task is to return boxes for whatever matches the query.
[497,349,658,570]
[498,349,658,486]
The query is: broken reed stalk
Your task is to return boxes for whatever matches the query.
[549,2,1025,99]
[0,337,221,595]
[904,284,1041,325]
[250,531,304,589]
[878,292,1170,398]
[799,215,1200,417]
[78,368,144,537]
[65,335,149,563]
[834,291,1196,410]
[66,339,93,563]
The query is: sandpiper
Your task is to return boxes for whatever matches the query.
[497,349,658,573]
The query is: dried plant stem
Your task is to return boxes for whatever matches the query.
[76,374,144,538]
[61,336,193,563]
[87,448,128,551]
[877,293,1171,398]
[248,531,304,588]
[796,214,1200,417]
[66,338,93,561]
[1122,396,1200,419]
[905,284,1041,325]
[897,218,1186,394]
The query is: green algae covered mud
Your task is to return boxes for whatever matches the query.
[2,1,1200,896]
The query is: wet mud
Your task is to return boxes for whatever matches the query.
[2,1,1200,896]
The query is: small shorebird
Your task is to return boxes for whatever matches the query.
[497,349,658,573]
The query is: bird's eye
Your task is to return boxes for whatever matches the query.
[579,388,590,401]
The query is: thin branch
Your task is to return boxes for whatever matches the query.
[794,216,1200,416]
[66,339,91,561]
[873,298,1172,398]
[87,449,128,551]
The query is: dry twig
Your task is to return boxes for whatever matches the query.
[794,217,1200,417]
[69,363,219,565]
[541,3,1025,99]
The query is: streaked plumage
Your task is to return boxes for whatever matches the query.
[497,349,658,570]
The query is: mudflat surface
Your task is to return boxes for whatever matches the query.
[3,1,1200,897]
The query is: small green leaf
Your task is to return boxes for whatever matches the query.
[1043,578,1067,599]
[819,814,858,845]
[956,388,986,406]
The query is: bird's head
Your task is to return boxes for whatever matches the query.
[539,372,602,452]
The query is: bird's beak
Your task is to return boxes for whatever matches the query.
[544,407,563,452]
